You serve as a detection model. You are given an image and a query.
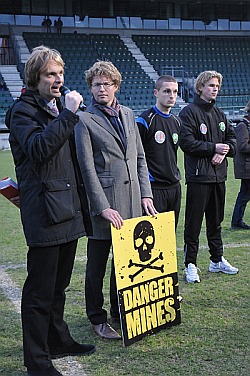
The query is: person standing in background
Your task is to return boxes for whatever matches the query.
[75,61,157,340]
[45,16,52,33]
[137,75,182,228]
[56,17,63,34]
[231,100,250,230]
[179,70,238,283]
[7,45,95,376]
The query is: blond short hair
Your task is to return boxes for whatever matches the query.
[85,61,122,89]
[25,45,64,89]
[195,70,223,95]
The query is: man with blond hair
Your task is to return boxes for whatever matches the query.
[179,70,238,283]
[75,61,157,339]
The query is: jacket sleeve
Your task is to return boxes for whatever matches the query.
[10,104,79,164]
[234,121,250,155]
[179,106,216,157]
[136,115,149,145]
[225,120,237,157]
[134,115,153,199]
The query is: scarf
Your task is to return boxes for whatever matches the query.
[92,97,127,149]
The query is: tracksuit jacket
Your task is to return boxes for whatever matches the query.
[137,105,182,188]
[179,95,236,183]
[233,117,250,179]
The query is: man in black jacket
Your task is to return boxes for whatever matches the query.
[7,46,95,376]
[137,75,182,228]
[179,70,238,283]
[231,100,250,229]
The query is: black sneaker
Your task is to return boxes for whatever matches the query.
[50,341,96,359]
[27,365,62,376]
[231,221,250,230]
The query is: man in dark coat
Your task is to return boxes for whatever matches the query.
[179,70,238,283]
[7,45,95,376]
[231,100,250,229]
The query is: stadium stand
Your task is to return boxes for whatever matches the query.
[22,32,156,111]
[132,34,250,110]
[0,72,14,120]
[0,30,249,117]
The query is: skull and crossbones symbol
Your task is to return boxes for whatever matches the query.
[128,220,164,282]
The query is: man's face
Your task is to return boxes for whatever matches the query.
[154,81,178,113]
[199,77,220,102]
[36,61,64,102]
[90,75,118,106]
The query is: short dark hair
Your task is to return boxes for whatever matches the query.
[155,75,177,90]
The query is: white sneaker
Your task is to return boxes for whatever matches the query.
[185,263,200,283]
[208,257,238,274]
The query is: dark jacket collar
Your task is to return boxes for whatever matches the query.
[193,94,215,112]
[20,89,63,112]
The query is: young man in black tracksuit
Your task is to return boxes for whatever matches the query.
[137,75,182,228]
[179,70,238,283]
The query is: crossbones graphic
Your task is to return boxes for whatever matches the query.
[128,252,164,282]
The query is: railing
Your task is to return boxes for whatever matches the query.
[0,14,250,31]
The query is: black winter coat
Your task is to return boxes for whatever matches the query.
[179,95,236,183]
[233,118,250,179]
[8,90,91,247]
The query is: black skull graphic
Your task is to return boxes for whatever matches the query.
[133,220,155,262]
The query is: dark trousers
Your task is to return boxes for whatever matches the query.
[85,238,118,325]
[22,240,77,370]
[184,182,225,266]
[231,179,250,225]
[152,183,181,228]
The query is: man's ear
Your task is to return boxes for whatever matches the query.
[196,85,203,94]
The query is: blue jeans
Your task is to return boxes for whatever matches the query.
[231,179,250,225]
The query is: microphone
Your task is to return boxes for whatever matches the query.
[59,85,86,111]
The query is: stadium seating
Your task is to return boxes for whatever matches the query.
[0,72,14,117]
[132,34,250,109]
[22,32,155,111]
[2,32,248,115]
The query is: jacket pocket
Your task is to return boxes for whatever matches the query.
[43,178,75,225]
[99,176,116,208]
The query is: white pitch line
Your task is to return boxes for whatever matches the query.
[0,265,88,376]
[0,265,22,314]
[176,243,250,251]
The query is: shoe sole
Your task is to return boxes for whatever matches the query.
[51,347,96,359]
[94,332,121,339]
[231,227,250,230]
[186,278,200,283]
[208,268,238,274]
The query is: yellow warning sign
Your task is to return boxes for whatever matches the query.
[112,212,181,346]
